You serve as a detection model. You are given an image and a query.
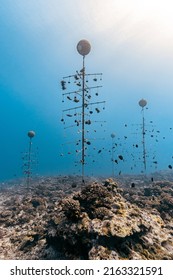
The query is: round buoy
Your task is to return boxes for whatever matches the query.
[139,99,147,108]
[111,133,115,138]
[77,39,91,56]
[28,130,35,138]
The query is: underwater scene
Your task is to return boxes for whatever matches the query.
[0,0,173,260]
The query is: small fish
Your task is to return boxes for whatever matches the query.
[95,108,100,113]
[85,120,91,125]
[168,165,172,169]
[98,150,102,153]
[118,155,123,160]
[74,97,79,103]
[74,74,79,80]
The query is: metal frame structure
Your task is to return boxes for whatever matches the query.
[61,40,105,182]
[22,130,36,187]
[139,99,147,173]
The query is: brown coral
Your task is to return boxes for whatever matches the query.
[46,180,173,260]
[61,197,81,221]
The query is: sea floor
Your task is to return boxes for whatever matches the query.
[0,172,173,260]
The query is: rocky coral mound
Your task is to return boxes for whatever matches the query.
[0,176,85,259]
[122,180,173,222]
[0,176,173,260]
[46,179,173,260]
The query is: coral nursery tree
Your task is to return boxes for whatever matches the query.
[61,40,106,182]
[22,130,38,187]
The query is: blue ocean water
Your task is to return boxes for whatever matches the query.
[1,1,173,182]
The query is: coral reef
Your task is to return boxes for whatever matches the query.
[0,175,173,260]
[122,180,173,221]
[46,179,173,260]
[0,176,84,259]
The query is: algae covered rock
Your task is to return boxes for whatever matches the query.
[46,180,173,260]
[61,197,81,221]
[1,175,173,260]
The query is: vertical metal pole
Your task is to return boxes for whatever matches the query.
[112,137,114,177]
[27,138,32,187]
[142,108,147,172]
[82,55,85,183]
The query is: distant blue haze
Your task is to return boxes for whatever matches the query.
[1,0,173,181]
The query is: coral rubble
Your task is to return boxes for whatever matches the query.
[0,175,173,260]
